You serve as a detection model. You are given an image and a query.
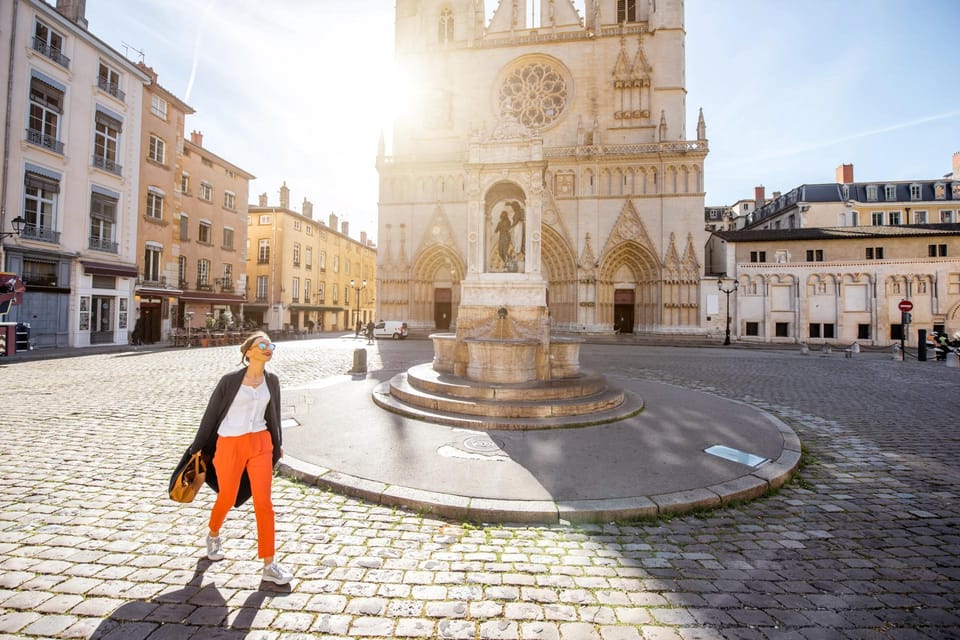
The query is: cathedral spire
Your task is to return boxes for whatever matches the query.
[658,110,667,141]
[697,108,706,141]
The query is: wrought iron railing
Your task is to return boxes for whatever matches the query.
[96,77,125,101]
[88,236,118,253]
[137,275,169,288]
[32,37,70,68]
[92,154,122,176]
[214,278,234,293]
[20,224,60,244]
[25,128,64,154]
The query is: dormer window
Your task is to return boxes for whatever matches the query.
[841,184,849,200]
[884,185,896,201]
[438,7,453,44]
[909,183,922,201]
[866,185,878,202]
[934,183,946,200]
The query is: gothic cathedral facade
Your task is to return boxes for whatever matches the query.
[376,0,708,334]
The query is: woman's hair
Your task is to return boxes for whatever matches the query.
[240,330,270,364]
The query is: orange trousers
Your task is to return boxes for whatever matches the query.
[209,429,275,559]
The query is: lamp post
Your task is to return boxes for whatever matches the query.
[0,216,26,239]
[349,278,367,329]
[717,276,738,346]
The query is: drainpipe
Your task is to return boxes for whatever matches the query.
[1,0,20,264]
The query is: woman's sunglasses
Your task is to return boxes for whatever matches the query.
[255,342,277,351]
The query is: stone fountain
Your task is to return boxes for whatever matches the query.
[374,164,642,429]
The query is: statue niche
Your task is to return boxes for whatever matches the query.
[487,198,526,273]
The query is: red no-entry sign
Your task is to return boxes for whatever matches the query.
[898,299,914,312]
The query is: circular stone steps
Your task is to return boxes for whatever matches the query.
[372,363,644,430]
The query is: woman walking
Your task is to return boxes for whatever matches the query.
[188,330,292,585]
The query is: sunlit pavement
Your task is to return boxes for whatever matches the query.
[0,336,958,639]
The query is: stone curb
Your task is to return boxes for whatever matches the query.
[277,414,802,524]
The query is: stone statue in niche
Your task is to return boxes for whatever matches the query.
[489,200,525,273]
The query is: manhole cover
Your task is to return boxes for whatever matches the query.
[461,435,504,454]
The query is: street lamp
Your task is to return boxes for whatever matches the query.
[1,216,26,239]
[717,275,739,346]
[349,278,367,328]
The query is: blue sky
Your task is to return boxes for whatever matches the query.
[83,1,960,242]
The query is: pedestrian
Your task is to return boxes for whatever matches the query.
[187,330,292,585]
[355,318,362,338]
[366,321,375,345]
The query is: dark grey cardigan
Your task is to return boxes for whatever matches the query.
[168,367,282,507]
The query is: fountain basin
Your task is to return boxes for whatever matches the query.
[429,333,458,374]
[465,337,539,384]
[549,336,585,378]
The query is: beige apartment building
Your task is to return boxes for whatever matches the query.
[706,160,960,347]
[175,131,253,331]
[133,67,253,343]
[133,65,193,343]
[377,0,708,335]
[246,184,376,334]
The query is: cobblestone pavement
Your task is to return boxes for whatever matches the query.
[0,337,958,640]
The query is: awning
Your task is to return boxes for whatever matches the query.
[137,286,183,297]
[81,260,138,277]
[289,304,344,312]
[179,291,246,304]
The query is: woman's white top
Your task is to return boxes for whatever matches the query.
[217,381,270,436]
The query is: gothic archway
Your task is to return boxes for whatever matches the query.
[541,223,577,329]
[598,240,661,330]
[410,245,465,330]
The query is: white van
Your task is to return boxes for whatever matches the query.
[372,320,408,340]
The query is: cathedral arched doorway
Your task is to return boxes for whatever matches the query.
[599,241,661,332]
[410,245,464,330]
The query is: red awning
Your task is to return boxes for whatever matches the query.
[81,260,138,278]
[179,291,246,304]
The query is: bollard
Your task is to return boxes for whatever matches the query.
[947,351,959,368]
[800,343,809,355]
[918,329,927,362]
[892,344,903,361]
[351,348,367,374]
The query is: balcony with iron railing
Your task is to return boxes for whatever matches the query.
[33,37,70,68]
[256,296,268,303]
[196,278,212,291]
[214,278,235,293]
[92,154,122,176]
[88,236,118,253]
[20,224,60,244]
[137,275,169,288]
[25,128,64,154]
[96,77,125,101]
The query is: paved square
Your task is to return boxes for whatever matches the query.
[0,337,957,639]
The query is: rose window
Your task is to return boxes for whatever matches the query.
[498,61,568,130]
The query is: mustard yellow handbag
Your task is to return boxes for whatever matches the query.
[169,451,207,503]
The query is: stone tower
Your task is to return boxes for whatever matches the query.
[377,0,708,335]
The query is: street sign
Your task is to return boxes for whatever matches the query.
[898,299,913,312]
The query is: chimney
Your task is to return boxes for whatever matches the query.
[190,130,203,146]
[258,193,268,207]
[279,182,289,209]
[329,212,338,230]
[360,231,367,246]
[341,220,349,237]
[136,62,158,83]
[302,198,313,219]
[835,163,854,184]
[754,185,765,206]
[953,152,960,178]
[56,0,87,28]
[772,191,781,200]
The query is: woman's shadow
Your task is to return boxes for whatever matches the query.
[90,557,290,638]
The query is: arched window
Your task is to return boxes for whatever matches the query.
[439,7,454,44]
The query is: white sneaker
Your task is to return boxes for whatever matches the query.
[206,535,224,561]
[262,562,293,585]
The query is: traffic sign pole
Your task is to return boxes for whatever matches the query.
[898,300,912,360]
